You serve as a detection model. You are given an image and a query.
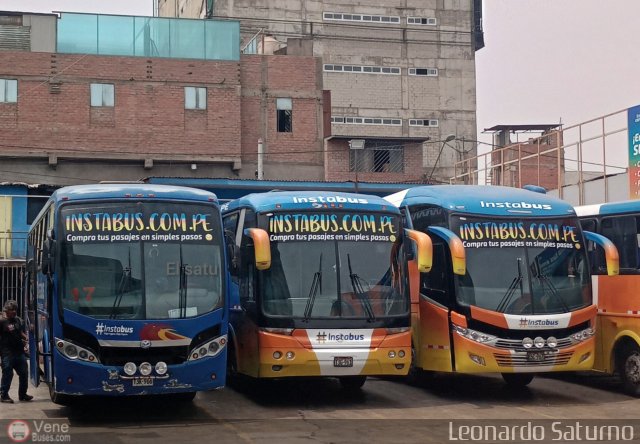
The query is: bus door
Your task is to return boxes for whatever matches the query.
[416,242,454,372]
[25,246,41,387]
[233,231,262,377]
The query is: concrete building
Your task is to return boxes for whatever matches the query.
[158,0,484,183]
[0,11,325,184]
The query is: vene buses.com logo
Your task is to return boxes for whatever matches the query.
[7,420,30,443]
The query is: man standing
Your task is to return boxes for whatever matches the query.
[0,300,33,403]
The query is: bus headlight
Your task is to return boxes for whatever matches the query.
[452,325,497,344]
[155,362,168,375]
[570,327,595,344]
[547,337,558,348]
[139,362,152,376]
[534,337,545,348]
[188,335,227,361]
[522,337,534,349]
[65,344,78,358]
[55,337,99,363]
[124,362,137,376]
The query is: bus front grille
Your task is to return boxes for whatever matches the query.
[100,346,189,366]
[494,351,573,367]
[494,337,573,350]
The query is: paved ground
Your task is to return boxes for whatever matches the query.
[0,372,638,443]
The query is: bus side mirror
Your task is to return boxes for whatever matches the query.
[405,229,432,273]
[583,230,619,276]
[244,228,271,270]
[427,226,466,276]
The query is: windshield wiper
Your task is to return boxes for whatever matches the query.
[531,261,570,313]
[348,254,375,322]
[111,247,132,319]
[303,254,322,322]
[179,244,188,318]
[496,258,524,313]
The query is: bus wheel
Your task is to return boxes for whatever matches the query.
[619,345,640,397]
[339,376,366,390]
[48,384,71,406]
[407,344,423,385]
[501,373,534,387]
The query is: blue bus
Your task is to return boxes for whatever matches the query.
[385,185,618,386]
[25,184,228,404]
[222,191,432,389]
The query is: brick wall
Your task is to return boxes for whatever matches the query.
[324,139,425,182]
[0,51,324,182]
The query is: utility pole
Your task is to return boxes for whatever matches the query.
[257,138,264,180]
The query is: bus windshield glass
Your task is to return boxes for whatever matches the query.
[261,211,405,319]
[451,215,590,315]
[59,202,224,320]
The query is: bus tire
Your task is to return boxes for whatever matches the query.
[48,383,72,406]
[407,344,423,385]
[618,344,640,397]
[339,376,366,390]
[501,373,534,387]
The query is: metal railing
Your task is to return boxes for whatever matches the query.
[451,107,629,204]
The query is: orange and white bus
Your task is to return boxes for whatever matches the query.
[221,191,432,389]
[577,200,640,396]
[386,185,619,387]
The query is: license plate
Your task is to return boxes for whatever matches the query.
[527,351,545,362]
[333,357,353,367]
[132,377,154,386]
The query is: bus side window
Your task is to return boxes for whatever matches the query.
[223,213,240,278]
[420,243,450,305]
[601,216,640,274]
[580,218,600,275]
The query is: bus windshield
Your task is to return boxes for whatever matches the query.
[261,211,405,319]
[451,215,590,315]
[59,202,224,320]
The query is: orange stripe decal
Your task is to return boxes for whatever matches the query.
[470,305,509,329]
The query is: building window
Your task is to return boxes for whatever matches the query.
[331,116,402,126]
[185,86,207,110]
[277,98,292,133]
[90,83,114,107]
[409,119,439,127]
[407,17,437,25]
[0,79,18,103]
[323,64,400,75]
[350,142,404,173]
[409,68,438,77]
[323,12,400,24]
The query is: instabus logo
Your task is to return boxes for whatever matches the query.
[316,332,327,344]
[518,318,560,328]
[95,323,134,336]
[327,332,366,342]
[480,201,552,210]
[293,196,369,204]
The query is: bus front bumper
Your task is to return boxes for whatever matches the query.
[257,330,411,378]
[452,334,595,374]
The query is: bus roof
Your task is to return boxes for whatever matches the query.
[385,185,576,216]
[575,200,640,217]
[144,177,425,200]
[50,184,218,204]
[222,190,400,214]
